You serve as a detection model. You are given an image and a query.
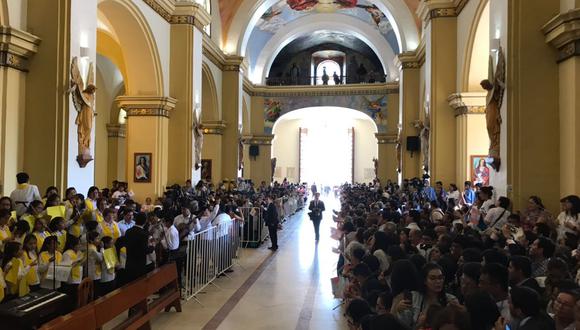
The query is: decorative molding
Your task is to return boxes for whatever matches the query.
[417,0,470,24]
[242,134,274,145]
[542,9,580,62]
[375,133,399,144]
[202,120,226,135]
[142,0,210,30]
[246,82,399,97]
[116,96,177,118]
[202,34,226,70]
[448,92,486,117]
[0,26,41,72]
[223,55,244,72]
[106,124,126,138]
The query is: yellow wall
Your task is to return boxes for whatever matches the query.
[558,57,580,197]
[201,134,223,184]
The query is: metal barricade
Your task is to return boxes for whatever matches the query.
[239,207,267,248]
[182,218,240,302]
[275,198,285,223]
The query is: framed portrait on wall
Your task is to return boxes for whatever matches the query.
[134,153,152,183]
[201,159,212,182]
[470,155,492,186]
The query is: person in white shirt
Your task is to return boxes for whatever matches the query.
[174,206,200,240]
[161,217,184,286]
[10,172,41,217]
[556,195,579,242]
[484,196,511,231]
[198,203,220,232]
[118,211,135,236]
[447,184,461,208]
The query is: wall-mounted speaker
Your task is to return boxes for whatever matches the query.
[406,136,420,152]
[249,145,260,157]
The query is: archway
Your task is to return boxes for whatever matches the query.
[225,0,419,56]
[463,0,490,92]
[272,107,378,185]
[201,62,220,122]
[97,0,164,96]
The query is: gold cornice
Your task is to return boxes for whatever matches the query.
[106,124,126,138]
[242,134,274,145]
[116,96,177,118]
[247,82,399,97]
[417,0,469,24]
[243,75,255,94]
[448,92,486,117]
[142,0,210,30]
[202,120,226,135]
[0,26,41,72]
[542,9,580,62]
[376,133,398,144]
[395,40,425,70]
[223,55,244,72]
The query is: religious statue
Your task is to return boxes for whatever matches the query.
[238,136,244,171]
[271,157,277,182]
[396,125,402,173]
[372,158,378,179]
[480,47,506,171]
[413,109,430,174]
[69,56,96,168]
[193,112,204,170]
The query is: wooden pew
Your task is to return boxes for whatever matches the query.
[40,263,181,330]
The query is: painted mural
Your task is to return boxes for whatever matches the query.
[258,0,397,51]
[264,94,388,134]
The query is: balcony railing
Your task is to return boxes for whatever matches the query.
[265,74,388,86]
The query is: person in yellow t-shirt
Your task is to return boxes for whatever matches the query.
[0,209,12,252]
[49,217,67,253]
[2,241,31,298]
[22,200,48,234]
[85,186,100,213]
[38,236,62,290]
[94,198,107,223]
[99,208,120,243]
[22,234,40,291]
[11,220,30,246]
[61,235,84,303]
[0,267,6,303]
[41,186,59,207]
[32,218,50,253]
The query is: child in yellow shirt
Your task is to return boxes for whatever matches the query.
[22,234,40,291]
[2,241,31,298]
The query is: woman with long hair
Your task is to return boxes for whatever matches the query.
[21,234,40,292]
[38,236,62,290]
[522,195,555,233]
[2,241,31,298]
[370,231,390,272]
[556,195,579,243]
[393,263,457,329]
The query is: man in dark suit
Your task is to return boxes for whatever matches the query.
[125,212,155,283]
[507,286,555,330]
[508,256,542,295]
[264,195,279,251]
[308,192,325,241]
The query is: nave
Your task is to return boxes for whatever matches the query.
[153,196,346,330]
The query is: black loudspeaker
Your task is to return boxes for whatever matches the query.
[249,145,260,157]
[406,136,420,152]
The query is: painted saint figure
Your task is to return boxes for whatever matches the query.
[193,114,204,170]
[480,47,505,171]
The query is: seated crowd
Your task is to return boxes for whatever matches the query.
[0,172,304,311]
[336,177,580,330]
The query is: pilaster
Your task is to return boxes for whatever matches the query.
[375,133,399,184]
[201,120,226,184]
[543,8,580,199]
[106,124,126,184]
[448,92,486,186]
[116,96,177,202]
[242,134,274,185]
[221,56,243,181]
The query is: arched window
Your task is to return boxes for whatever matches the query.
[315,60,341,85]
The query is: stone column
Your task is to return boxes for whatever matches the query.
[168,3,211,185]
[448,92,487,186]
[200,120,226,184]
[242,134,274,185]
[375,133,399,184]
[116,96,177,202]
[418,1,458,184]
[221,56,244,181]
[543,8,580,200]
[106,124,126,184]
[395,51,422,182]
[0,28,40,194]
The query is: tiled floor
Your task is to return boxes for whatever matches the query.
[151,196,348,330]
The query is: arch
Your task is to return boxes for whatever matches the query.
[253,13,398,84]
[462,0,490,91]
[271,106,378,133]
[97,0,163,95]
[201,62,220,122]
[241,95,251,134]
[224,0,419,56]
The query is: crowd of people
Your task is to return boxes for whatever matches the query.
[0,172,305,311]
[334,177,580,330]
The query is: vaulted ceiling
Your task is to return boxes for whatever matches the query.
[218,0,421,40]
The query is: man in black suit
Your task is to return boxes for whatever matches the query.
[264,195,279,251]
[308,192,325,241]
[507,286,555,330]
[508,256,542,295]
[125,212,155,283]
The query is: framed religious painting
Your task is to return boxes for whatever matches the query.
[201,159,212,182]
[134,153,152,183]
[470,155,492,186]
